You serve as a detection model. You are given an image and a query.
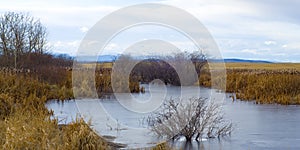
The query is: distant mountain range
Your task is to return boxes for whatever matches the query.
[73,55,117,62]
[71,55,272,63]
[214,58,272,63]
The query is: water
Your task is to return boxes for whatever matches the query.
[46,85,300,149]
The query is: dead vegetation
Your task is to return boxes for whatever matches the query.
[147,98,232,142]
[0,71,113,149]
[200,63,300,104]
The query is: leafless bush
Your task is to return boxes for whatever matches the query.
[147,97,232,141]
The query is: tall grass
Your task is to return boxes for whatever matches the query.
[0,72,73,101]
[0,71,112,149]
[0,70,169,149]
[0,109,110,149]
[226,70,300,104]
[72,68,143,98]
[199,63,300,105]
[152,142,172,150]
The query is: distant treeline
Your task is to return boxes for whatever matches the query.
[92,52,208,97]
[126,52,207,86]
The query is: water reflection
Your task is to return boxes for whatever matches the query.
[171,140,204,150]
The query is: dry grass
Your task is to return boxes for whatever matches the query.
[97,62,113,69]
[93,62,300,71]
[152,142,172,150]
[0,110,110,150]
[0,72,111,149]
[200,63,300,105]
[0,72,73,101]
[226,63,300,104]
[225,63,300,71]
[59,118,109,150]
[79,62,113,69]
[226,71,300,104]
[0,71,167,149]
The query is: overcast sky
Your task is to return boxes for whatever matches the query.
[1,0,300,62]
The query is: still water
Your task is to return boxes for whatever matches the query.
[46,85,300,149]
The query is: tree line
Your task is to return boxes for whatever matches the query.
[0,12,73,86]
[128,51,207,86]
[0,12,72,70]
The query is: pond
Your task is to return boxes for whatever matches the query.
[46,84,300,149]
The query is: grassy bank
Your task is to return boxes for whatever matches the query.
[0,70,169,149]
[226,70,300,104]
[0,71,113,149]
[225,63,300,71]
[201,63,300,105]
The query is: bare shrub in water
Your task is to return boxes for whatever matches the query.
[148,97,233,141]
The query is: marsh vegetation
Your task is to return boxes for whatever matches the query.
[201,63,300,104]
[1,11,299,150]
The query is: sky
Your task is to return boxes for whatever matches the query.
[1,0,300,62]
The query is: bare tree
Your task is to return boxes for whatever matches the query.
[0,12,47,68]
[130,51,207,86]
[167,52,200,86]
[189,51,207,73]
[147,97,233,141]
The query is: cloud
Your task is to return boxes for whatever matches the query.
[67,40,80,47]
[0,4,118,27]
[241,49,259,55]
[104,43,119,51]
[264,41,277,45]
[48,40,80,55]
[272,53,286,56]
[1,0,300,62]
[51,40,80,48]
[79,26,89,33]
